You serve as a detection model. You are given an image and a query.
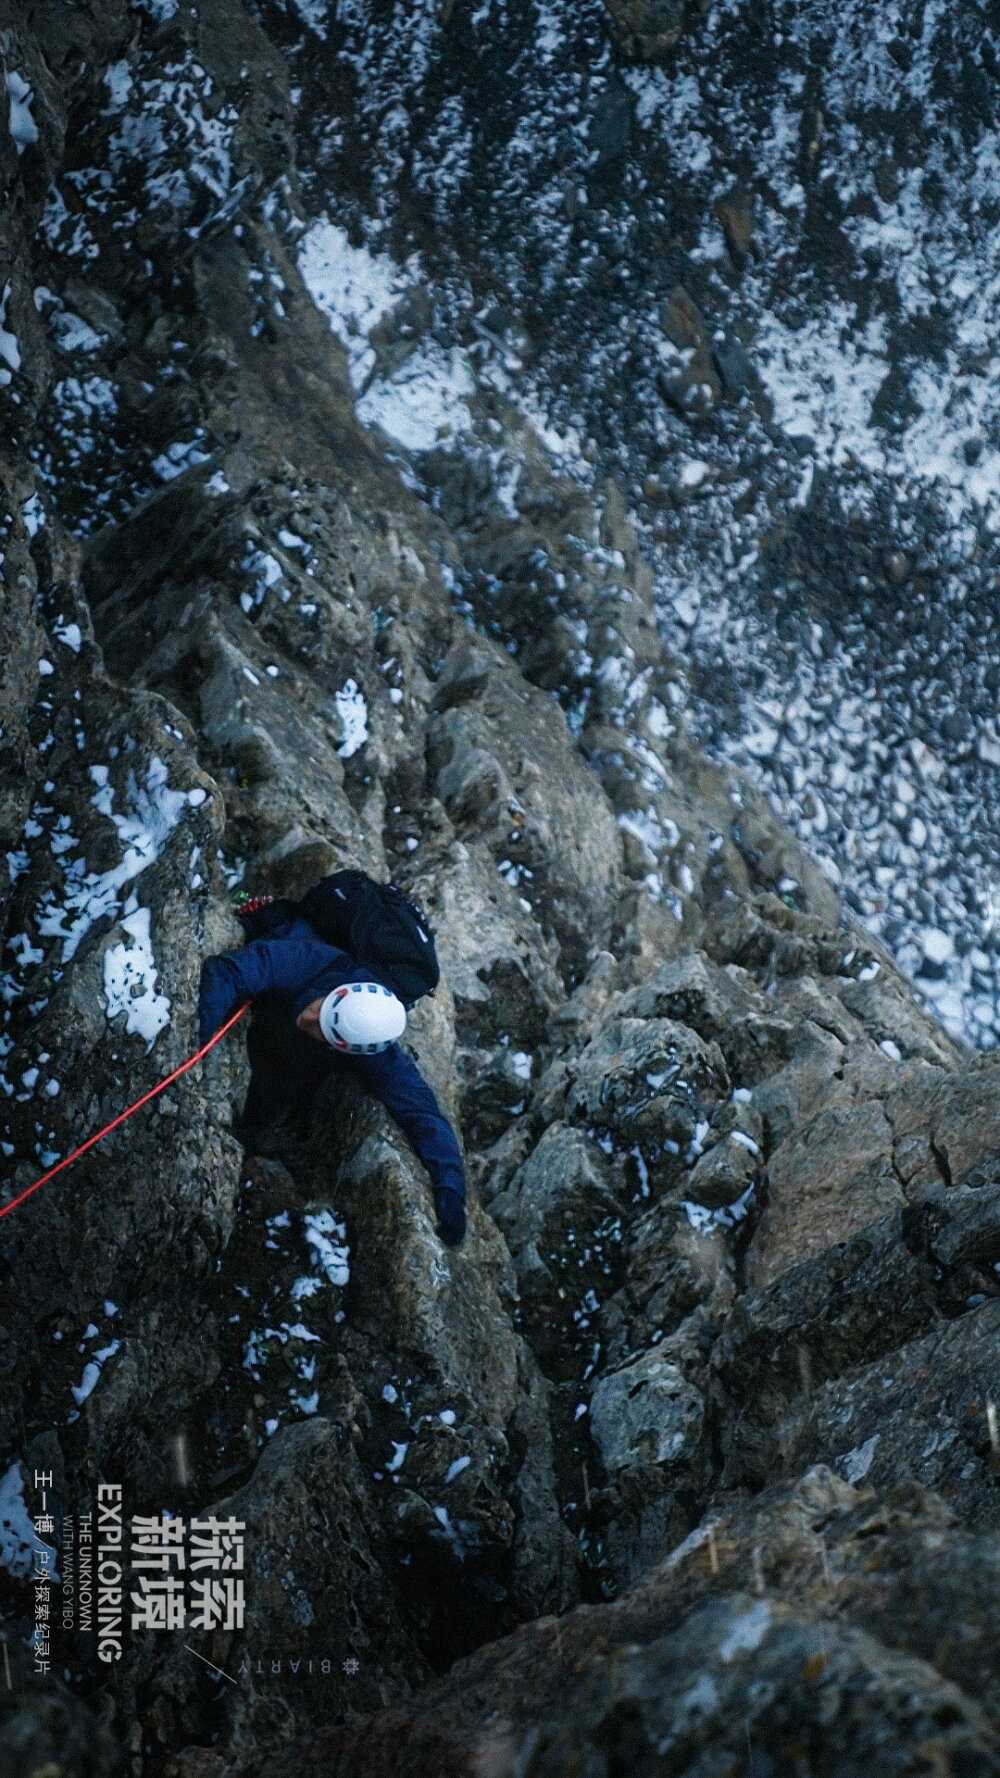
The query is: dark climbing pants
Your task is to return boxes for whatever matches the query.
[240,994,334,1143]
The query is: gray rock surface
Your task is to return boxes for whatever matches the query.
[590,1348,704,1474]
[601,0,686,61]
[261,1469,1000,1777]
[2,0,1000,1771]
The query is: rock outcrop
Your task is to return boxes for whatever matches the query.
[2,1,1000,1773]
[270,1467,1000,1776]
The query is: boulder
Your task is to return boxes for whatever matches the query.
[491,1122,621,1268]
[564,1015,729,1186]
[428,636,624,962]
[590,1347,704,1474]
[338,1120,520,1442]
[714,1206,941,1449]
[287,1589,1000,1778]
[620,1194,734,1334]
[736,1297,1000,1531]
[616,951,766,1039]
[748,1097,901,1288]
[683,1129,759,1209]
[408,840,563,1049]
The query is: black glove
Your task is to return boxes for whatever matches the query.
[434,1187,466,1247]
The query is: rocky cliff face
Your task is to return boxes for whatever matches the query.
[3,2,1000,1774]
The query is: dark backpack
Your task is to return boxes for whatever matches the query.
[298,869,439,1009]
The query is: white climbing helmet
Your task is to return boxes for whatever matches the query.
[318,982,407,1054]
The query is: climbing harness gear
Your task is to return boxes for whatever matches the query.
[0,1002,250,1222]
[232,891,276,920]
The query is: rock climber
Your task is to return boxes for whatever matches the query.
[198,895,467,1246]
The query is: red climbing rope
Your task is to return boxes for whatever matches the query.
[0,1003,250,1221]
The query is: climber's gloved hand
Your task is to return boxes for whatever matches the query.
[434,1187,466,1247]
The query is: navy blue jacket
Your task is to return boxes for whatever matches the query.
[199,914,465,1202]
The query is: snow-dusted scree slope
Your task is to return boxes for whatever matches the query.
[260,0,1000,1046]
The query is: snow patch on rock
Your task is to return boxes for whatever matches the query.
[5,72,39,155]
[298,220,405,389]
[334,679,368,758]
[103,904,171,1048]
[358,343,475,452]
